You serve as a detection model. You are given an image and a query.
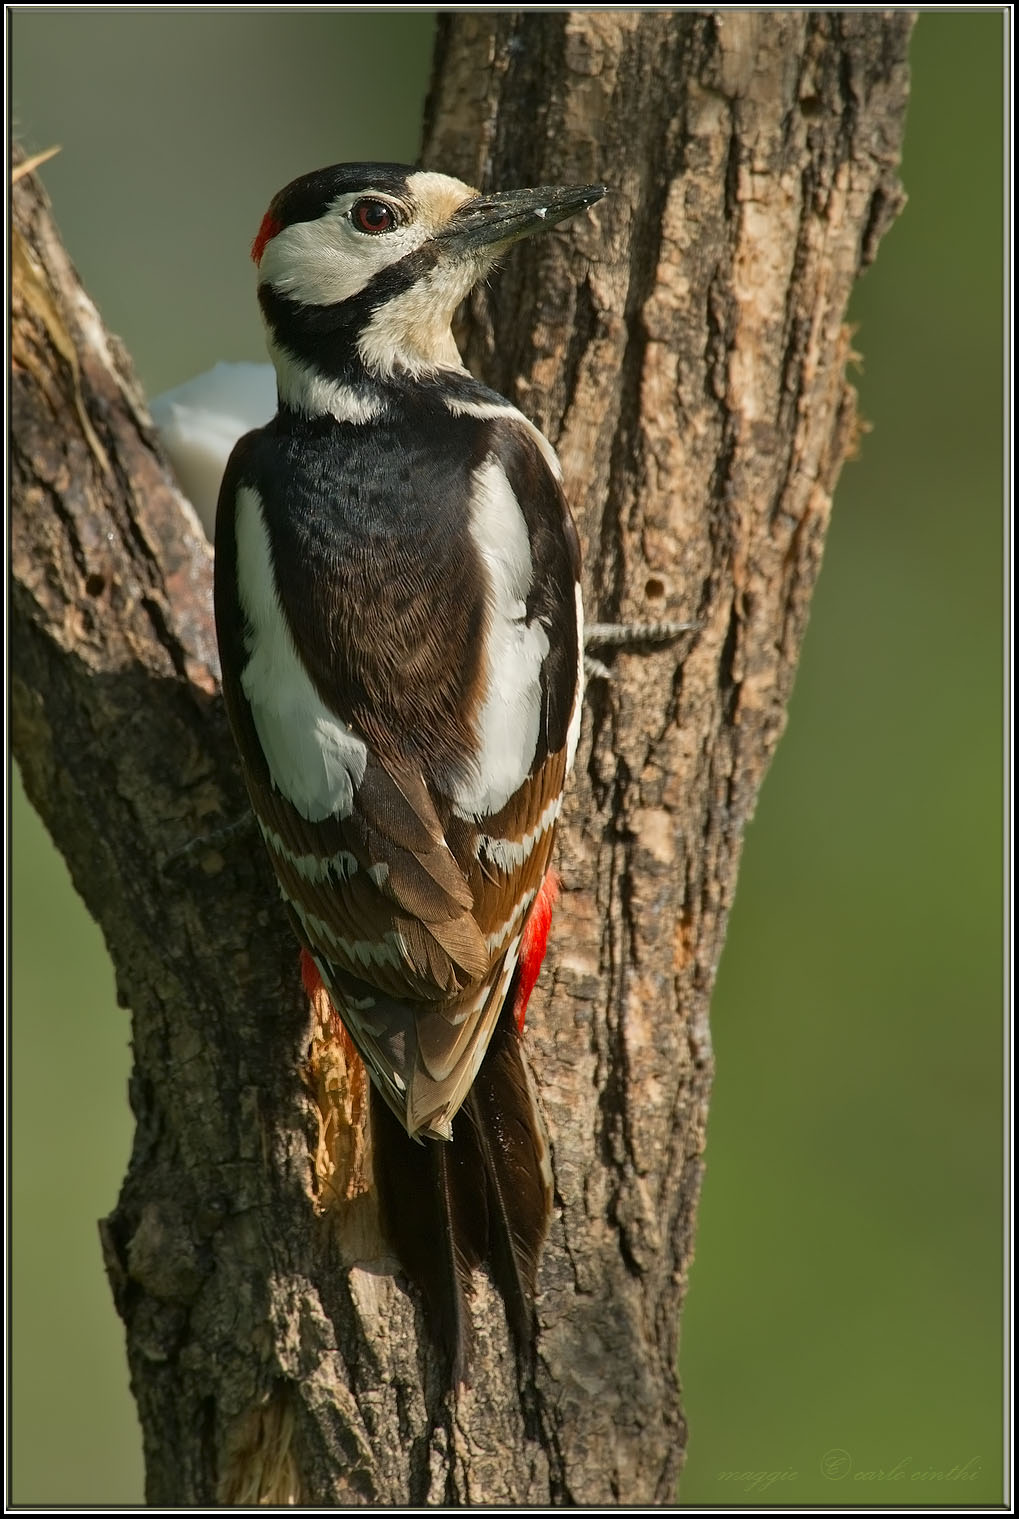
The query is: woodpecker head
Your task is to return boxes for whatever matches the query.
[252,162,605,388]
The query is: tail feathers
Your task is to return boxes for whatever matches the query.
[371,1085,487,1383]
[371,1002,552,1383]
[464,1010,553,1353]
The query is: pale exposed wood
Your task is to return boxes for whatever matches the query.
[11,11,911,1504]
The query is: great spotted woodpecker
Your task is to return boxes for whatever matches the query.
[213,162,605,1377]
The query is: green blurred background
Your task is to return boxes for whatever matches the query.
[11,13,1003,1507]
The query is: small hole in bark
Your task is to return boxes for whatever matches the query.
[800,95,822,117]
[645,577,665,600]
[85,573,105,596]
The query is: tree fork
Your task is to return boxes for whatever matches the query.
[11,11,911,1505]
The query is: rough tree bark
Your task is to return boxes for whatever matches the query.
[11,12,912,1506]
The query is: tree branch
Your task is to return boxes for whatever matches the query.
[11,11,911,1504]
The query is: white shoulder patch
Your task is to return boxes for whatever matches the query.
[234,485,368,822]
[454,459,549,819]
[566,581,585,774]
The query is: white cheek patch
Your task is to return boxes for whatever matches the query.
[454,460,549,819]
[257,190,430,307]
[234,485,368,822]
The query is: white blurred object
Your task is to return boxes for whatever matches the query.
[149,361,276,536]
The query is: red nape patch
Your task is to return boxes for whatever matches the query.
[513,869,560,1033]
[251,211,282,265]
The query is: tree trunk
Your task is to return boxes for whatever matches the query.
[11,11,911,1505]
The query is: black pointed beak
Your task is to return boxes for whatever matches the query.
[444,182,607,254]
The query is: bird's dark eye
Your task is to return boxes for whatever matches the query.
[352,199,398,235]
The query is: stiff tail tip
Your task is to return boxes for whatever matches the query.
[372,1003,552,1385]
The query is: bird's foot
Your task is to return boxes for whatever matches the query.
[583,619,698,680]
